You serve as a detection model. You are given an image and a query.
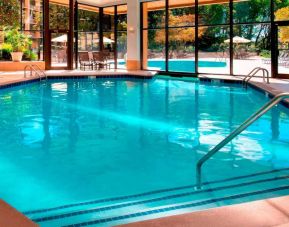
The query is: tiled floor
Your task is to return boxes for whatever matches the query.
[0,200,38,227]
[0,69,156,87]
[120,195,289,227]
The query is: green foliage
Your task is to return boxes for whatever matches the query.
[4,27,32,52]
[23,49,37,61]
[0,0,20,29]
[78,9,99,31]
[49,4,70,30]
[233,0,271,23]
[260,50,271,58]
[199,4,229,24]
[0,43,13,60]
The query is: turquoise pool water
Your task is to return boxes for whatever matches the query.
[119,60,227,72]
[0,77,289,226]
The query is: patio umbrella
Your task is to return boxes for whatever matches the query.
[95,37,115,44]
[51,34,68,43]
[224,36,251,44]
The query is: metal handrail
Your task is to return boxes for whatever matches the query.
[24,64,47,81]
[242,67,270,88]
[196,93,289,189]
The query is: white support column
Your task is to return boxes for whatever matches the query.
[126,0,141,70]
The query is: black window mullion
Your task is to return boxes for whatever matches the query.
[74,1,78,69]
[195,0,199,75]
[229,0,233,75]
[114,5,117,69]
[99,7,103,52]
[140,2,144,70]
[165,0,169,72]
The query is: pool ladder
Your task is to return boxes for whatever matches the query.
[24,64,47,81]
[242,67,270,88]
[196,92,289,189]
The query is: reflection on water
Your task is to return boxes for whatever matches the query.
[0,78,288,211]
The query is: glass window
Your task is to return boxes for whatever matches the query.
[198,26,230,74]
[78,5,99,32]
[168,27,196,73]
[233,0,270,23]
[199,2,229,25]
[103,7,115,31]
[23,30,43,61]
[274,0,289,21]
[169,0,195,27]
[22,0,43,30]
[0,0,21,28]
[78,32,99,51]
[49,1,69,30]
[117,5,127,31]
[233,24,271,76]
[143,29,166,71]
[117,5,127,68]
[117,31,127,68]
[142,0,166,29]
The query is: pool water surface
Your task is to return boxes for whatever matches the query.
[0,77,288,226]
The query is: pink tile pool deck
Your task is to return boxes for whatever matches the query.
[0,70,289,226]
[119,195,289,227]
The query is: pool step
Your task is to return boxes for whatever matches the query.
[25,167,289,218]
[26,168,289,226]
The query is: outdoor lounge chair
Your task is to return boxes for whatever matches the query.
[92,52,112,70]
[79,52,93,71]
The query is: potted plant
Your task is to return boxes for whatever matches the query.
[4,27,32,62]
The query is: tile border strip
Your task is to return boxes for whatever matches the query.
[32,175,289,223]
[62,185,289,227]
[0,74,153,91]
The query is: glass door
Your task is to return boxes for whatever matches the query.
[50,31,68,69]
[276,23,289,77]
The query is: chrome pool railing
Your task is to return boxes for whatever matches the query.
[196,93,289,189]
[24,64,47,81]
[242,67,270,88]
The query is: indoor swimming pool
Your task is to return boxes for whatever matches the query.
[0,76,289,226]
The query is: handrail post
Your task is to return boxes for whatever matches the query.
[196,93,289,189]
[243,67,270,88]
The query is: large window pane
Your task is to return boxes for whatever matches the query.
[274,0,289,21]
[0,0,21,28]
[142,0,166,29]
[143,29,166,71]
[49,1,69,30]
[168,27,195,73]
[233,24,271,76]
[103,31,115,64]
[169,0,195,27]
[199,2,229,25]
[78,5,99,32]
[117,31,127,68]
[103,7,115,31]
[117,5,127,68]
[23,31,43,61]
[78,32,99,51]
[233,0,270,23]
[277,25,289,74]
[22,0,43,30]
[117,5,127,31]
[198,26,230,74]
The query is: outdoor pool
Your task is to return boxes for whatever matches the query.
[119,59,227,72]
[0,77,289,226]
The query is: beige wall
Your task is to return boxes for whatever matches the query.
[126,0,141,70]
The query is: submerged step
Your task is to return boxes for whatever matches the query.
[32,174,289,227]
[25,167,289,221]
